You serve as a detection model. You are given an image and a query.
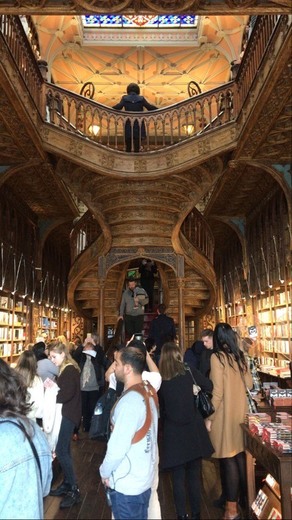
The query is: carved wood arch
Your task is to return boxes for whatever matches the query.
[171,156,224,251]
[208,215,248,278]
[0,160,42,189]
[55,158,113,249]
[104,246,178,276]
[236,160,292,248]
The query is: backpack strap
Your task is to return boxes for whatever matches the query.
[111,380,158,444]
[130,381,158,444]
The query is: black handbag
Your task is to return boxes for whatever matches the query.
[185,364,215,419]
[195,389,215,419]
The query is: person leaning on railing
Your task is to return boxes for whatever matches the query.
[113,83,157,153]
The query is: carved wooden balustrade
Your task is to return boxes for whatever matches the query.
[45,83,234,152]
[235,15,286,109]
[181,209,214,263]
[0,14,288,153]
[70,212,102,262]
[0,14,43,109]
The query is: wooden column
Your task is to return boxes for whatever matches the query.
[177,277,185,351]
[98,256,106,346]
[176,254,185,350]
[98,279,105,346]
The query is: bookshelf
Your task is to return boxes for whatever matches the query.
[0,292,29,363]
[226,301,247,330]
[255,286,291,378]
[37,305,59,340]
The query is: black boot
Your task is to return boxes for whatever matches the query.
[59,485,81,509]
[177,516,189,519]
[50,481,71,496]
[191,513,200,519]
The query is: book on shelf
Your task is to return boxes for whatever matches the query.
[0,328,9,340]
[3,344,12,356]
[252,489,269,517]
[0,296,9,308]
[267,507,281,519]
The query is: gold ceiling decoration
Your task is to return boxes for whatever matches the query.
[32,14,248,107]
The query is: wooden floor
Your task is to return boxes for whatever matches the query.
[44,431,225,520]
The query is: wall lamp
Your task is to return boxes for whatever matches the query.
[88,124,100,137]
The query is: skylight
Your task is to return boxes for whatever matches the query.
[82,14,198,29]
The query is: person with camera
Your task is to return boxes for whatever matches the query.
[100,345,159,520]
[118,278,149,339]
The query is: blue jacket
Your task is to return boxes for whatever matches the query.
[0,417,52,519]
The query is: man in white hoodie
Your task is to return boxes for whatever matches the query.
[100,345,159,520]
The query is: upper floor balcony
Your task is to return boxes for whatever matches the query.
[1,14,289,163]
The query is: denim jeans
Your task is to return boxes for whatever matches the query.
[110,488,151,520]
[55,416,76,487]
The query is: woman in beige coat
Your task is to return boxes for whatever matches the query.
[208,323,252,520]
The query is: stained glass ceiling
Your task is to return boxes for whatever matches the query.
[82,14,198,29]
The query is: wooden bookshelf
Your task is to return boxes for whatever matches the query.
[255,286,291,378]
[37,304,60,341]
[0,291,29,363]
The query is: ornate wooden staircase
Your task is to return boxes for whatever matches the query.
[0,14,291,346]
[68,204,216,346]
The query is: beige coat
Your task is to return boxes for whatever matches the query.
[209,353,253,458]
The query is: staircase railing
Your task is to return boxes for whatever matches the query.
[70,212,102,262]
[181,209,215,263]
[235,15,285,109]
[44,82,234,152]
[0,14,288,153]
[0,15,43,109]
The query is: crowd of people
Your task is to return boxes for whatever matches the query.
[0,310,257,520]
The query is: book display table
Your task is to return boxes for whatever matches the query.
[241,424,291,519]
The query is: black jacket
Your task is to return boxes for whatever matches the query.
[199,348,213,378]
[113,92,157,139]
[183,340,205,371]
[148,313,176,352]
[158,370,214,469]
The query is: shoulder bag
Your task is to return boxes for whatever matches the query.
[185,364,215,419]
